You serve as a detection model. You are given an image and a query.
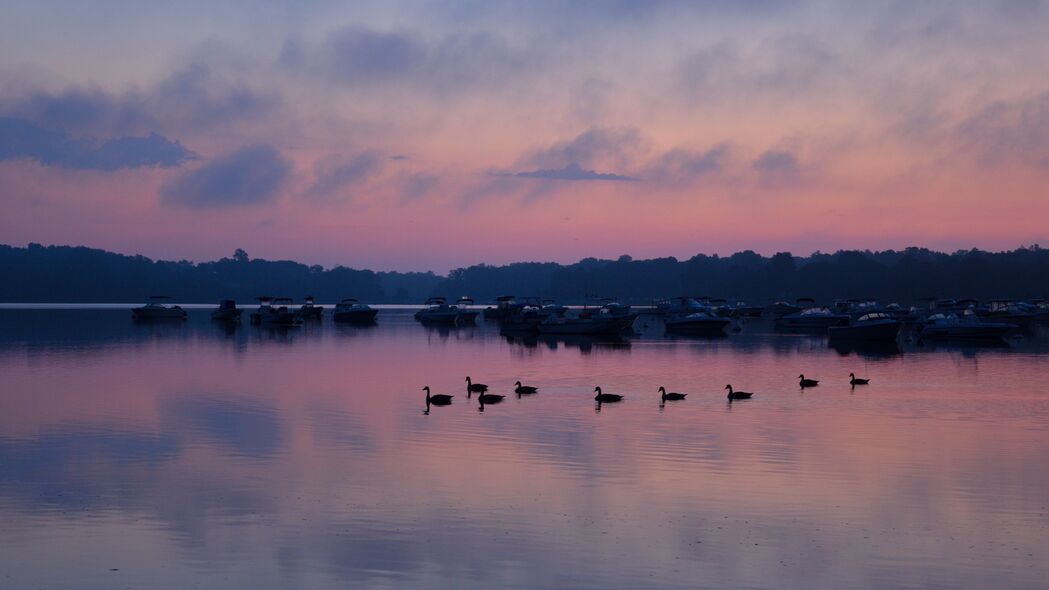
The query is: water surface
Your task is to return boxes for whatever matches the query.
[1,309,1047,589]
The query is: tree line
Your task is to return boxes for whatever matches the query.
[1,243,1047,304]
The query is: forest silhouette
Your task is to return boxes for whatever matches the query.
[2,243,1047,304]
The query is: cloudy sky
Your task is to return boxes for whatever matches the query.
[1,0,1047,271]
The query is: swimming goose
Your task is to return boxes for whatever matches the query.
[849,373,870,385]
[478,391,505,404]
[725,384,753,400]
[658,386,687,401]
[465,376,489,396]
[593,386,624,403]
[423,386,453,405]
[514,381,539,395]
[798,374,819,388]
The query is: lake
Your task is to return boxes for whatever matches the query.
[1,308,1048,589]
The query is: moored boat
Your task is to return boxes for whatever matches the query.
[132,296,187,320]
[776,306,850,332]
[251,296,303,326]
[298,295,324,320]
[333,298,378,324]
[828,312,901,342]
[210,299,243,322]
[919,312,1016,341]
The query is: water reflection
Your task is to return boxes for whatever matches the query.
[1,308,1048,589]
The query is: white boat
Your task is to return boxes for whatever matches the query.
[537,310,633,335]
[132,296,187,320]
[828,312,901,342]
[776,307,850,332]
[919,312,1015,341]
[333,298,378,324]
[250,296,303,326]
[664,309,732,335]
[414,297,478,325]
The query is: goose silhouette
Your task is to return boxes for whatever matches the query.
[514,381,539,395]
[593,386,624,403]
[725,384,753,400]
[658,386,687,401]
[465,376,488,397]
[849,373,870,386]
[423,386,454,405]
[799,374,819,388]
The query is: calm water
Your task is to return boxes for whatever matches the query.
[1,308,1048,589]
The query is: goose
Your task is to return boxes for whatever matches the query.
[423,386,453,405]
[478,391,505,404]
[725,384,753,400]
[798,374,820,388]
[465,376,489,396]
[593,386,624,403]
[849,373,870,386]
[658,386,687,401]
[514,381,539,395]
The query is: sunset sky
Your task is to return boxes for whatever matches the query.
[2,0,1048,272]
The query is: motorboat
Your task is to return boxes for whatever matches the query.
[665,308,732,335]
[776,306,850,332]
[132,295,187,320]
[210,299,243,322]
[250,296,303,327]
[414,297,479,325]
[538,299,568,319]
[298,295,324,320]
[766,301,803,318]
[828,312,901,342]
[655,297,710,317]
[975,300,1035,331]
[919,312,1016,341]
[483,295,522,321]
[333,298,378,324]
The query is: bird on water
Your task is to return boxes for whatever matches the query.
[799,374,820,388]
[725,384,753,400]
[423,386,453,405]
[658,386,687,401]
[465,376,488,397]
[594,386,624,403]
[849,373,870,385]
[514,381,539,395]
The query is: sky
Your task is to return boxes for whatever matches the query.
[1,0,1048,272]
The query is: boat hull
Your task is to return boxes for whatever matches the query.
[132,307,187,320]
[828,319,901,342]
[333,309,379,324]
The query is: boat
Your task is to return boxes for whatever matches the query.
[766,300,803,318]
[414,297,479,325]
[333,298,378,324]
[132,295,187,320]
[828,312,901,342]
[918,312,1016,341]
[537,307,634,336]
[483,295,522,321]
[538,299,568,319]
[655,297,710,317]
[250,296,303,327]
[298,295,324,320]
[210,299,243,322]
[665,309,732,335]
[976,300,1036,331]
[776,306,850,332]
